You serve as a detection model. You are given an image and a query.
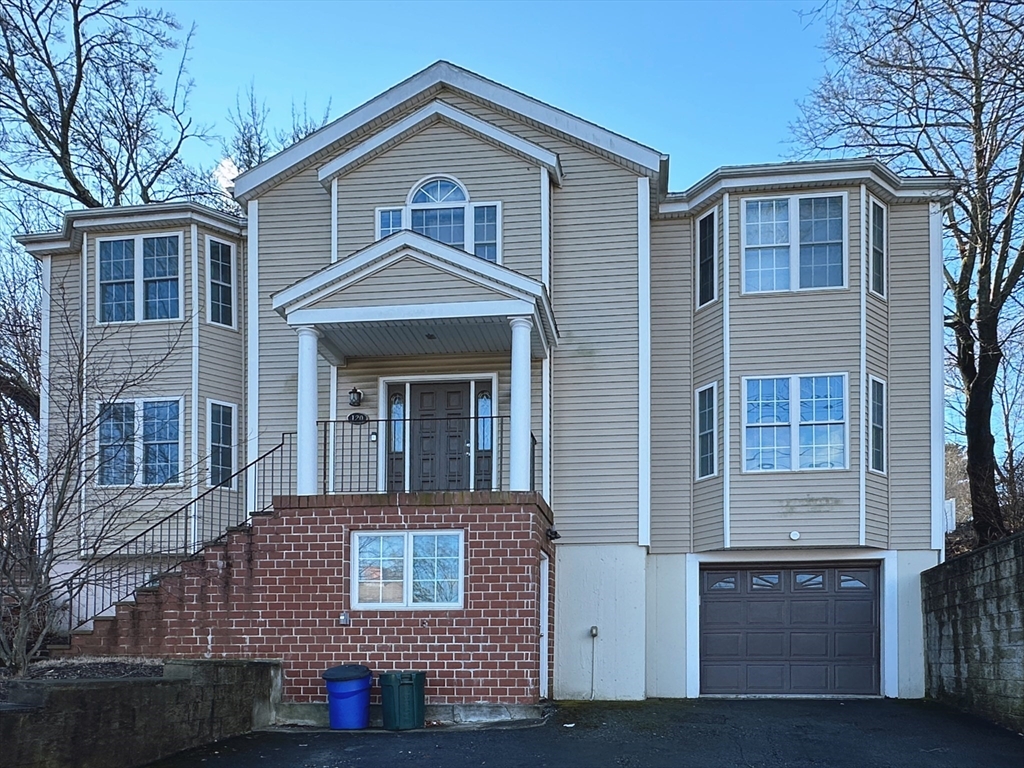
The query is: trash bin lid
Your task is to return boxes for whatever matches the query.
[322,664,371,682]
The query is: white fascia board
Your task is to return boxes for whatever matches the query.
[233,61,661,200]
[287,298,535,326]
[660,164,957,214]
[272,231,545,310]
[637,177,651,549]
[318,100,563,186]
[929,202,945,555]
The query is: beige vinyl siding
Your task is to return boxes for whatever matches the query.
[335,120,542,279]
[305,257,508,310]
[650,215,692,553]
[256,166,333,459]
[866,473,889,547]
[887,202,933,549]
[728,190,863,548]
[197,227,246,487]
[866,269,890,547]
[45,253,83,477]
[691,201,725,552]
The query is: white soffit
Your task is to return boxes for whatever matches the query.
[318,100,563,186]
[233,61,663,200]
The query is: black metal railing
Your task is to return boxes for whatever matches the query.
[319,416,511,493]
[69,435,295,632]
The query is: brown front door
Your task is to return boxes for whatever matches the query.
[408,383,470,491]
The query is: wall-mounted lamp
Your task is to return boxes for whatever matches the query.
[546,527,561,541]
[348,387,363,407]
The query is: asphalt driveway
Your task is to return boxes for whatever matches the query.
[145,699,1022,768]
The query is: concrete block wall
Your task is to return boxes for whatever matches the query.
[922,532,1024,732]
[64,492,555,706]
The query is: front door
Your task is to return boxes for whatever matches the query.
[391,383,467,491]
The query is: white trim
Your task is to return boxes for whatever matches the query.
[69,208,243,235]
[328,365,337,493]
[738,192,850,295]
[79,233,88,547]
[233,61,658,198]
[190,223,200,541]
[869,376,887,476]
[94,396,186,488]
[859,185,868,546]
[542,355,551,500]
[695,381,719,480]
[868,196,888,300]
[288,299,536,328]
[881,551,899,697]
[39,256,51,475]
[695,208,718,308]
[317,100,563,186]
[637,176,651,548]
[376,373,500,493]
[206,399,239,490]
[740,373,851,473]
[540,167,551,288]
[686,548,900,698]
[273,230,544,311]
[722,194,731,548]
[330,178,338,263]
[350,529,466,610]
[205,235,238,330]
[658,161,956,215]
[929,202,945,555]
[245,200,260,512]
[539,551,550,699]
[94,231,185,325]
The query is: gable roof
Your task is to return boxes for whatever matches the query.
[233,61,664,202]
[317,100,563,187]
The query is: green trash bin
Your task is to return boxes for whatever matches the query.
[379,671,425,730]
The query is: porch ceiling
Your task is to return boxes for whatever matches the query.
[319,315,540,361]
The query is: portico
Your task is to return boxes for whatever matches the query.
[271,231,558,495]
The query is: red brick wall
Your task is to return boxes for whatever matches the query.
[68,492,555,706]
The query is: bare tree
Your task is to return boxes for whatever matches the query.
[794,0,1024,545]
[0,0,218,216]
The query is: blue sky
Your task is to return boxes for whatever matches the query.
[167,0,826,191]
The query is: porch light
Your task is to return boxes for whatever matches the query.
[349,387,363,407]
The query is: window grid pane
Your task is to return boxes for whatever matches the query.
[209,241,233,327]
[871,380,885,472]
[798,196,844,288]
[871,202,885,294]
[142,400,179,484]
[411,179,466,204]
[411,207,465,247]
[142,236,179,319]
[210,403,234,487]
[357,534,405,604]
[798,375,846,468]
[411,533,460,604]
[745,377,792,471]
[98,403,135,485]
[99,239,135,322]
[379,209,403,238]
[698,213,715,305]
[745,199,790,292]
[697,386,716,478]
[473,205,498,262]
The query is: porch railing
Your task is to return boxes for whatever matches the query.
[67,434,295,632]
[320,416,521,493]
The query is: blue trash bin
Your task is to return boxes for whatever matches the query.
[322,665,372,729]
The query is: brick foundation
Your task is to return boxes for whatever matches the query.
[65,492,555,705]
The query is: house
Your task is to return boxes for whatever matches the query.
[18,62,953,712]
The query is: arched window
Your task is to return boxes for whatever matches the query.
[375,175,502,263]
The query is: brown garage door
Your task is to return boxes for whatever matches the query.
[700,565,879,695]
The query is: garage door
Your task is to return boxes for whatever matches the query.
[700,565,879,695]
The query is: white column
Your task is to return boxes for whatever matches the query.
[296,325,321,495]
[509,316,533,491]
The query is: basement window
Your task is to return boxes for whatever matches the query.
[351,530,464,609]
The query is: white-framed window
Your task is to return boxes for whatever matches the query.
[869,377,886,473]
[741,194,847,293]
[696,382,718,479]
[351,530,464,610]
[697,209,717,307]
[207,237,235,328]
[207,399,237,488]
[372,176,502,263]
[743,374,848,472]
[97,233,183,323]
[869,199,886,298]
[97,398,182,486]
